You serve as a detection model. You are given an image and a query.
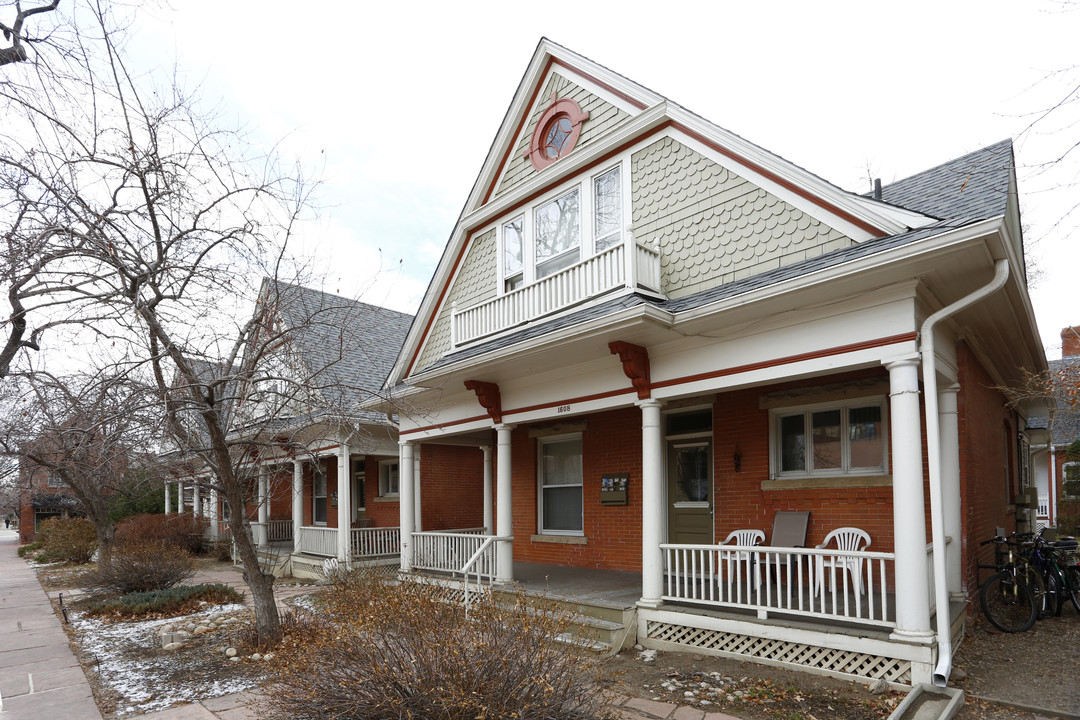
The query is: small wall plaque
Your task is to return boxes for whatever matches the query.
[600,473,629,505]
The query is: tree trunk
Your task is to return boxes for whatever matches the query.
[228,487,280,643]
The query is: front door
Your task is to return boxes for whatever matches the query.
[667,440,713,545]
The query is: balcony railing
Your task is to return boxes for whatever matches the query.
[451,234,662,347]
[661,543,896,629]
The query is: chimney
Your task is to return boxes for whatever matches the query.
[1062,326,1080,357]
[873,178,882,201]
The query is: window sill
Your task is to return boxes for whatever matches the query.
[761,475,891,491]
[531,534,588,545]
[373,496,399,503]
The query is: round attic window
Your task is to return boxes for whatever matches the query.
[525,95,589,171]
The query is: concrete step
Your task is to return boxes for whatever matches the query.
[888,684,964,720]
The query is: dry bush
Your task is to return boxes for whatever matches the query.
[37,516,97,564]
[114,513,210,554]
[90,540,195,594]
[265,568,616,720]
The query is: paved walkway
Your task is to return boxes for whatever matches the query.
[1,532,745,720]
[0,528,102,719]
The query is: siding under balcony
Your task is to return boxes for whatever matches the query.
[452,235,662,347]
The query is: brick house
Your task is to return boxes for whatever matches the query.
[376,40,1048,687]
[1028,326,1080,530]
[17,453,82,543]
[163,280,424,577]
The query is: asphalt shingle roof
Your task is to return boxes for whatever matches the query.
[1029,356,1080,446]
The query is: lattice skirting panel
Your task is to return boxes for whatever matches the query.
[646,620,912,685]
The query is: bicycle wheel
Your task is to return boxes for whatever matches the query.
[1065,565,1080,615]
[1045,569,1065,616]
[980,570,1037,632]
[1022,565,1051,618]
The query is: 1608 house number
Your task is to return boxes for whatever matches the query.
[557,404,571,413]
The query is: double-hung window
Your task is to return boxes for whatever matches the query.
[539,433,583,534]
[313,469,327,525]
[771,398,886,478]
[499,162,624,293]
[379,460,399,497]
[1065,462,1080,499]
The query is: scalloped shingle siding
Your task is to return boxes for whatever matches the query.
[632,137,852,298]
[496,73,628,198]
[415,228,497,371]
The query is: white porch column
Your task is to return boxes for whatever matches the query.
[413,447,422,532]
[258,473,269,526]
[495,424,515,583]
[209,488,219,541]
[193,483,202,517]
[179,481,187,513]
[887,358,933,639]
[164,481,171,515]
[399,441,415,571]
[639,399,664,606]
[939,384,964,600]
[337,443,351,565]
[482,445,493,534]
[292,460,303,555]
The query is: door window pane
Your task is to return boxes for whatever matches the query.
[535,189,580,277]
[811,410,842,470]
[848,405,883,468]
[674,445,710,502]
[780,414,806,472]
[594,166,621,252]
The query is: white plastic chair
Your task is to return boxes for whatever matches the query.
[814,527,871,596]
[720,529,765,558]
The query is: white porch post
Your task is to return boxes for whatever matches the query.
[495,424,515,583]
[164,481,171,515]
[639,399,664,606]
[482,445,493,534]
[337,443,351,565]
[177,481,184,513]
[399,441,415,571]
[292,460,303,555]
[193,483,201,517]
[209,488,219,541]
[413,447,422,532]
[887,358,933,639]
[939,384,964,600]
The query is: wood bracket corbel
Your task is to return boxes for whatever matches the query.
[609,341,651,399]
[464,380,503,424]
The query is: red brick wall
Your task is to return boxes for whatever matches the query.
[957,341,1019,598]
[417,444,485,531]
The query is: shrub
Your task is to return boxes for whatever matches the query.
[114,513,209,554]
[17,540,44,558]
[265,568,615,720]
[37,517,97,564]
[84,583,243,618]
[91,540,195,594]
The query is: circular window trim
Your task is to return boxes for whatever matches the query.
[524,96,589,172]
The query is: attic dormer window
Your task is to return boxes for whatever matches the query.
[525,95,589,171]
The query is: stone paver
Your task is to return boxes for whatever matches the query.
[673,706,706,720]
[139,704,218,719]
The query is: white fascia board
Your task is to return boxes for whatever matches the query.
[846,195,939,229]
[406,304,674,385]
[671,217,1005,328]
[667,108,925,240]
[545,56,659,116]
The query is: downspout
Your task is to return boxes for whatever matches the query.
[922,258,1009,687]
[1049,440,1057,527]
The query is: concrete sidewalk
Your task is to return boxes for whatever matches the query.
[0,528,102,720]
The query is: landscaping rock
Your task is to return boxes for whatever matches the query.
[225,647,238,657]
[162,642,183,651]
[868,679,889,695]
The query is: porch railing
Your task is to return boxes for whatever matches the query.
[1038,496,1049,517]
[661,543,896,629]
[297,526,337,557]
[410,530,502,578]
[351,526,401,557]
[451,234,662,347]
[267,519,293,542]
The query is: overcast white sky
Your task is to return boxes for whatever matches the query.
[126,0,1080,357]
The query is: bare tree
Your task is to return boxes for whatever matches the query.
[0,0,59,67]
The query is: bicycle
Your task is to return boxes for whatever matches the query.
[1019,531,1080,617]
[978,535,1038,633]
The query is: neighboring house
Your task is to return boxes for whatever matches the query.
[163,280,431,577]
[378,40,1047,687]
[17,455,82,543]
[1028,326,1080,530]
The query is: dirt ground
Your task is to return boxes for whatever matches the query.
[33,559,1080,720]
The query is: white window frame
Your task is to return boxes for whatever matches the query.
[1063,461,1080,499]
[536,432,584,536]
[379,460,400,498]
[769,396,888,480]
[313,469,327,526]
[497,159,629,295]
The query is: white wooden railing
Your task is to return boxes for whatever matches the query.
[351,526,400,557]
[267,519,293,542]
[451,234,662,346]
[297,526,338,556]
[1038,496,1050,517]
[411,531,498,576]
[661,543,896,628]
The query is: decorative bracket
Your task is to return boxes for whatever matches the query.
[464,380,503,424]
[609,341,651,399]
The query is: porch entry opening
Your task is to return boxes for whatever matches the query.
[668,439,712,545]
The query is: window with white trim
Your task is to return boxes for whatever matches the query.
[313,469,327,525]
[770,398,887,478]
[1064,461,1080,499]
[538,433,583,535]
[499,162,625,293]
[379,460,399,497]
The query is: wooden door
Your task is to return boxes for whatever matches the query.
[667,440,713,545]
